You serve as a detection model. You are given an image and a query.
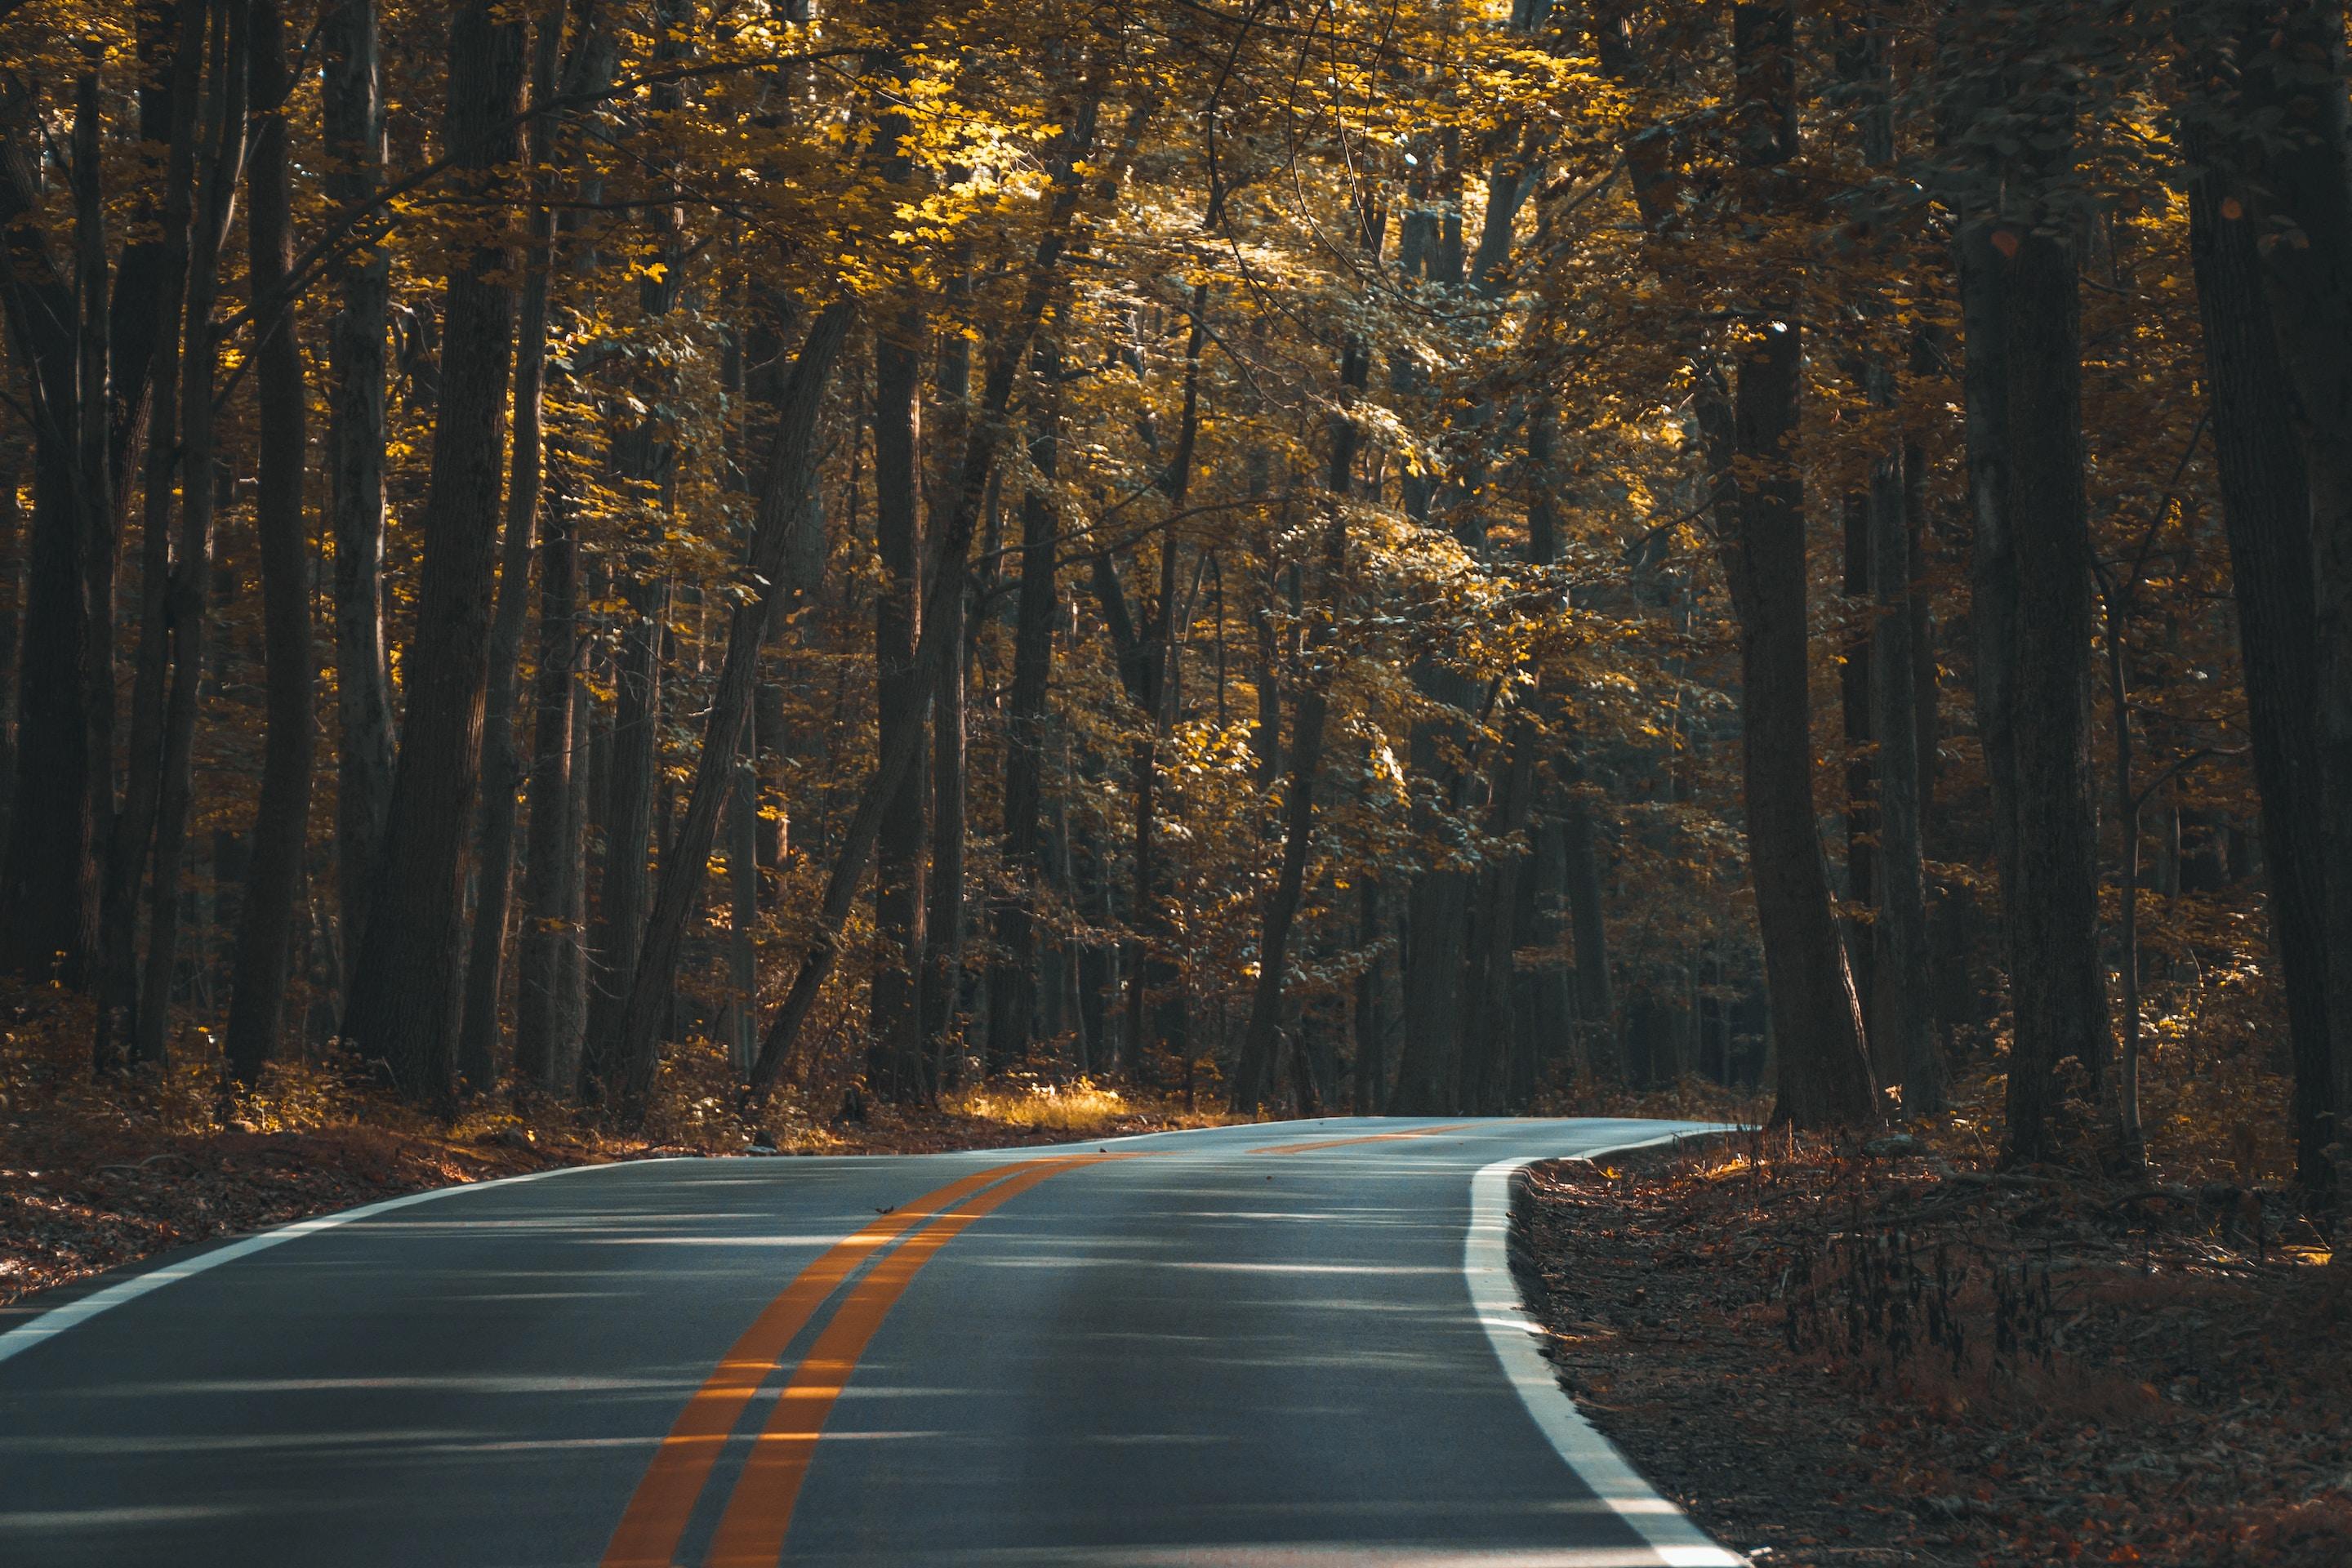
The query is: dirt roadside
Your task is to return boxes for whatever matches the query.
[1515,1138,2352,1567]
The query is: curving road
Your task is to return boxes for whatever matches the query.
[0,1116,1740,1567]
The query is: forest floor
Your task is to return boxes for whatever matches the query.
[1520,1117,2352,1567]
[0,985,1229,1314]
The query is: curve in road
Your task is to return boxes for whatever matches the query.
[1,1116,1740,1567]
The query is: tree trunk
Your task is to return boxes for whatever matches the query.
[456,7,564,1095]
[1868,390,1936,1114]
[136,0,249,1069]
[1353,872,1388,1112]
[1840,493,1878,1040]
[514,474,580,1093]
[746,90,1130,1097]
[870,322,931,1103]
[96,0,203,1067]
[2188,189,2336,1195]
[2200,0,2352,1178]
[1230,336,1364,1113]
[338,0,527,1107]
[323,0,396,996]
[1557,752,1619,1085]
[1980,211,2114,1161]
[1721,2,1878,1129]
[0,127,100,987]
[985,342,1062,1075]
[0,459,20,854]
[580,574,666,1102]
[224,0,314,1085]
[920,554,968,1085]
[596,301,853,1117]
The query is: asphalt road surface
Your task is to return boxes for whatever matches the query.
[0,1116,1743,1567]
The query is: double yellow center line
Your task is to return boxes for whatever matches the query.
[599,1155,1120,1568]
[601,1120,1486,1566]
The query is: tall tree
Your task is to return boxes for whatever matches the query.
[1720,2,1878,1129]
[223,0,314,1085]
[338,0,528,1107]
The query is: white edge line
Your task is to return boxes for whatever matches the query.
[1468,1129,1749,1568]
[0,1156,708,1368]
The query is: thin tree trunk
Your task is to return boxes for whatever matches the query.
[1840,494,1877,1038]
[985,342,1061,1075]
[225,0,314,1085]
[920,555,967,1084]
[724,692,759,1071]
[1869,387,1935,1114]
[514,472,580,1092]
[1353,871,1387,1112]
[339,0,527,1107]
[870,322,930,1102]
[0,458,20,853]
[746,89,1131,1098]
[137,0,248,1070]
[323,0,396,996]
[597,301,853,1117]
[456,6,564,1094]
[96,0,203,1067]
[580,575,666,1101]
[71,59,118,1029]
[1230,336,1365,1112]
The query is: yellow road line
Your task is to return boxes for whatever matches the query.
[598,1160,1036,1568]
[702,1153,1121,1568]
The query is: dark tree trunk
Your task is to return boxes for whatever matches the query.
[0,118,100,987]
[2194,0,2352,1174]
[136,0,249,1069]
[1558,751,1619,1084]
[96,0,203,1067]
[869,323,930,1102]
[1993,215,2113,1161]
[456,8,564,1095]
[2180,18,2336,1194]
[985,344,1062,1075]
[323,0,396,994]
[1722,2,1878,1129]
[0,461,20,854]
[920,555,968,1084]
[514,477,580,1093]
[580,574,666,1102]
[1868,391,1936,1114]
[225,0,314,1085]
[1840,494,1878,1040]
[1388,683,1476,1115]
[1353,872,1388,1112]
[338,0,527,1107]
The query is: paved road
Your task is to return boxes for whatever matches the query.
[0,1117,1738,1567]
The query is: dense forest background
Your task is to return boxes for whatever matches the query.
[1,0,2344,1188]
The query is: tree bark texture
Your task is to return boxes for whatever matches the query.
[225,0,315,1085]
[323,0,397,993]
[338,0,526,1107]
[1722,2,1878,1129]
[2180,18,2338,1192]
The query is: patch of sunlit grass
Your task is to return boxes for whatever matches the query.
[944,1075,1136,1132]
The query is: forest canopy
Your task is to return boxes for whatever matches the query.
[1,0,2345,1192]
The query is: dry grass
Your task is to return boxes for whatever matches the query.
[942,1074,1237,1135]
